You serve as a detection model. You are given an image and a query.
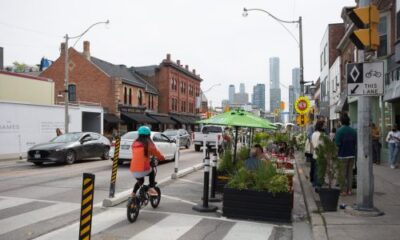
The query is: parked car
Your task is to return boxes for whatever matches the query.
[193,125,224,152]
[163,129,191,149]
[27,132,111,166]
[109,131,177,164]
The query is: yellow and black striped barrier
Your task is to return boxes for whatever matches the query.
[79,173,95,240]
[109,136,120,198]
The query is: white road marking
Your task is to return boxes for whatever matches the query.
[222,221,274,240]
[128,214,202,240]
[34,208,126,240]
[0,202,79,235]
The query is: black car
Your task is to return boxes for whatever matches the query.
[27,132,111,166]
[163,129,191,149]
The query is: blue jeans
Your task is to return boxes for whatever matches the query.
[388,142,399,166]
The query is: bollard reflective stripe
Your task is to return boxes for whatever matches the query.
[109,136,120,198]
[79,173,95,240]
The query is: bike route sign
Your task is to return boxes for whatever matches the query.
[346,62,384,96]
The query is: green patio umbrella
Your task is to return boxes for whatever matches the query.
[197,110,276,162]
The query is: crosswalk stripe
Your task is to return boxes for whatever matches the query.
[34,208,126,240]
[0,202,79,235]
[221,221,274,240]
[128,213,202,240]
[0,198,32,211]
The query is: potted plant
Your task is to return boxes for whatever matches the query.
[216,148,245,193]
[315,134,341,212]
[223,162,293,222]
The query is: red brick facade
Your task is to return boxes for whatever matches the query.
[40,42,158,115]
[138,54,202,117]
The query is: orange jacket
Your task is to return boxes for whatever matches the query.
[130,141,164,172]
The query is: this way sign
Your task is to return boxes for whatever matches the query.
[346,62,384,96]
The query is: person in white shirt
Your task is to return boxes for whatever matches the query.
[386,125,400,169]
[310,120,325,187]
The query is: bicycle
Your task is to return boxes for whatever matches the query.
[127,156,161,223]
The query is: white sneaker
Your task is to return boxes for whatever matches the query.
[390,164,396,169]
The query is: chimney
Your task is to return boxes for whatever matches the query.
[83,41,90,60]
[0,47,3,70]
[177,60,180,66]
[192,69,196,74]
[185,65,189,70]
[60,43,66,55]
[166,53,171,61]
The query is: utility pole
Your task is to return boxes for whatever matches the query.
[299,16,304,96]
[356,0,373,211]
[64,34,69,133]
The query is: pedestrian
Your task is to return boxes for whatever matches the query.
[244,147,263,171]
[371,123,381,164]
[329,127,336,142]
[335,114,357,196]
[311,120,325,188]
[385,125,400,169]
[56,128,62,136]
[254,144,269,163]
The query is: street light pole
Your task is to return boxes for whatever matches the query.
[63,20,109,133]
[243,8,304,95]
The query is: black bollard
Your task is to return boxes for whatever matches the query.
[209,148,221,202]
[192,147,218,212]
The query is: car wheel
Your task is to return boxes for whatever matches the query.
[102,147,110,160]
[194,145,201,152]
[65,150,76,165]
[33,162,43,166]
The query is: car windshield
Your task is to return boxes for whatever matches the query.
[122,132,139,140]
[51,133,83,143]
[163,130,178,136]
[202,126,222,133]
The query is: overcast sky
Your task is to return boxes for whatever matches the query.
[0,0,355,111]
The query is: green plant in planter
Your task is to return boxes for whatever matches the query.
[237,146,250,162]
[315,134,341,189]
[218,150,234,173]
[253,132,270,147]
[274,132,289,144]
[227,162,289,195]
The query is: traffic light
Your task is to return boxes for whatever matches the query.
[348,4,379,51]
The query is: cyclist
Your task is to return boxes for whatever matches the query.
[130,126,165,197]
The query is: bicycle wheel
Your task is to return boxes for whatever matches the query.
[127,197,140,223]
[150,187,161,208]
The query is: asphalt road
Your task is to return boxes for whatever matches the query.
[0,146,202,240]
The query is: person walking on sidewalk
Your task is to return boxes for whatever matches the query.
[385,125,400,169]
[371,123,381,164]
[335,114,357,196]
[311,120,325,188]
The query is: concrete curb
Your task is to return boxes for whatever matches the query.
[102,163,204,207]
[295,156,329,240]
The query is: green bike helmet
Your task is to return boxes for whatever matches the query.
[138,126,151,135]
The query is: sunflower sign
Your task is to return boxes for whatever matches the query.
[294,96,311,115]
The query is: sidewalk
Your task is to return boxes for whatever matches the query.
[296,152,400,240]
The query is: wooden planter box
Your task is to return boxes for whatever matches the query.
[223,187,293,222]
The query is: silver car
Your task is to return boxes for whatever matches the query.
[109,131,177,164]
[163,129,191,149]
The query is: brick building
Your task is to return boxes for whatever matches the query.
[40,41,177,135]
[135,54,202,131]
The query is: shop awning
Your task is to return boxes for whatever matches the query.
[170,115,190,124]
[103,113,121,123]
[147,113,177,125]
[121,112,158,124]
